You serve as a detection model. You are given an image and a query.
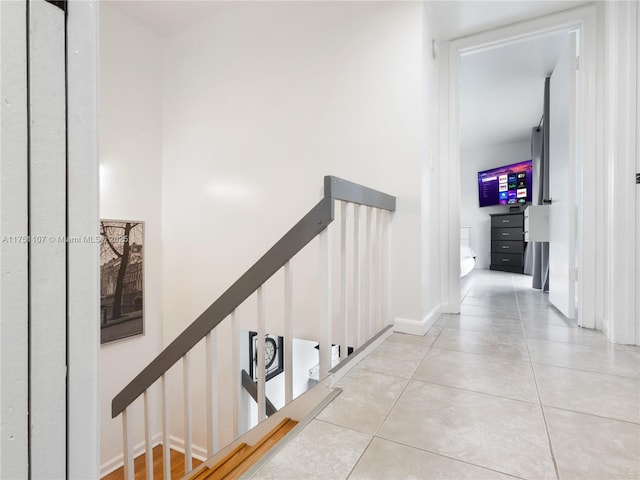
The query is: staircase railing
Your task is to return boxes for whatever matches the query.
[111,176,396,479]
[241,370,278,417]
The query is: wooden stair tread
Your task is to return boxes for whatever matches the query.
[191,418,298,480]
[225,418,298,480]
[190,443,250,480]
[203,444,253,480]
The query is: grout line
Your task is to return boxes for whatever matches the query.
[513,274,562,480]
[344,434,376,480]
[530,359,640,380]
[370,436,528,480]
[426,345,534,364]
[353,364,419,381]
[371,375,414,439]
[408,378,541,406]
[345,308,548,479]
[441,325,526,337]
[540,404,640,426]
[316,339,433,479]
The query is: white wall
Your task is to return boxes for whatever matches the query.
[99,4,164,473]
[160,1,428,450]
[460,142,530,269]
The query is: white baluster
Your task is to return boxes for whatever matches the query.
[257,286,266,421]
[122,408,134,480]
[371,209,379,333]
[375,208,383,331]
[231,310,240,437]
[161,374,171,479]
[353,204,361,347]
[340,201,348,360]
[319,224,332,377]
[183,353,193,472]
[382,210,390,326]
[205,330,219,456]
[143,391,153,480]
[284,262,293,403]
[364,206,373,340]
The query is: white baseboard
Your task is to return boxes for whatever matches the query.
[169,434,208,462]
[394,304,442,336]
[100,433,162,478]
[100,433,206,478]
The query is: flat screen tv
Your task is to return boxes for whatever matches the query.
[477,160,533,207]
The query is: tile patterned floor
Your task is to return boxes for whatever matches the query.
[251,270,640,480]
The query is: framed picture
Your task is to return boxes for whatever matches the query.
[100,220,144,345]
[248,332,284,382]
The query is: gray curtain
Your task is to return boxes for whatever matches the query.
[523,77,550,291]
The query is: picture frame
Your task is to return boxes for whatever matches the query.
[100,220,144,345]
[248,332,284,382]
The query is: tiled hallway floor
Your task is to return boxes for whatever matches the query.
[251,270,640,480]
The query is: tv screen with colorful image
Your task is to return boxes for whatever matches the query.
[477,160,533,208]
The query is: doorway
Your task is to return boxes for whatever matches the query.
[442,5,598,329]
[458,31,572,308]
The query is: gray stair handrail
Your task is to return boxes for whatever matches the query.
[112,176,396,418]
[241,370,278,417]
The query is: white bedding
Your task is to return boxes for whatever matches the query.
[460,245,476,278]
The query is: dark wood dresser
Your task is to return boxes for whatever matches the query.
[490,212,525,273]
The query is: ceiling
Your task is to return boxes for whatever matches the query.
[429,1,586,40]
[107,0,588,38]
[460,32,568,149]
[105,0,221,36]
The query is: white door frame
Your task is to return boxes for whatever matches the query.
[67,1,100,477]
[603,0,638,345]
[0,1,99,477]
[637,2,640,348]
[440,4,600,329]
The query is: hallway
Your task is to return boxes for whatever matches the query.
[249,270,640,480]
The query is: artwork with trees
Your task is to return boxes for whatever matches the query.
[100,220,144,344]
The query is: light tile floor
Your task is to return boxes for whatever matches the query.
[251,270,640,480]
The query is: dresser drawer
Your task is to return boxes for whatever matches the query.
[491,241,523,255]
[491,214,523,228]
[491,253,523,268]
[491,228,523,241]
